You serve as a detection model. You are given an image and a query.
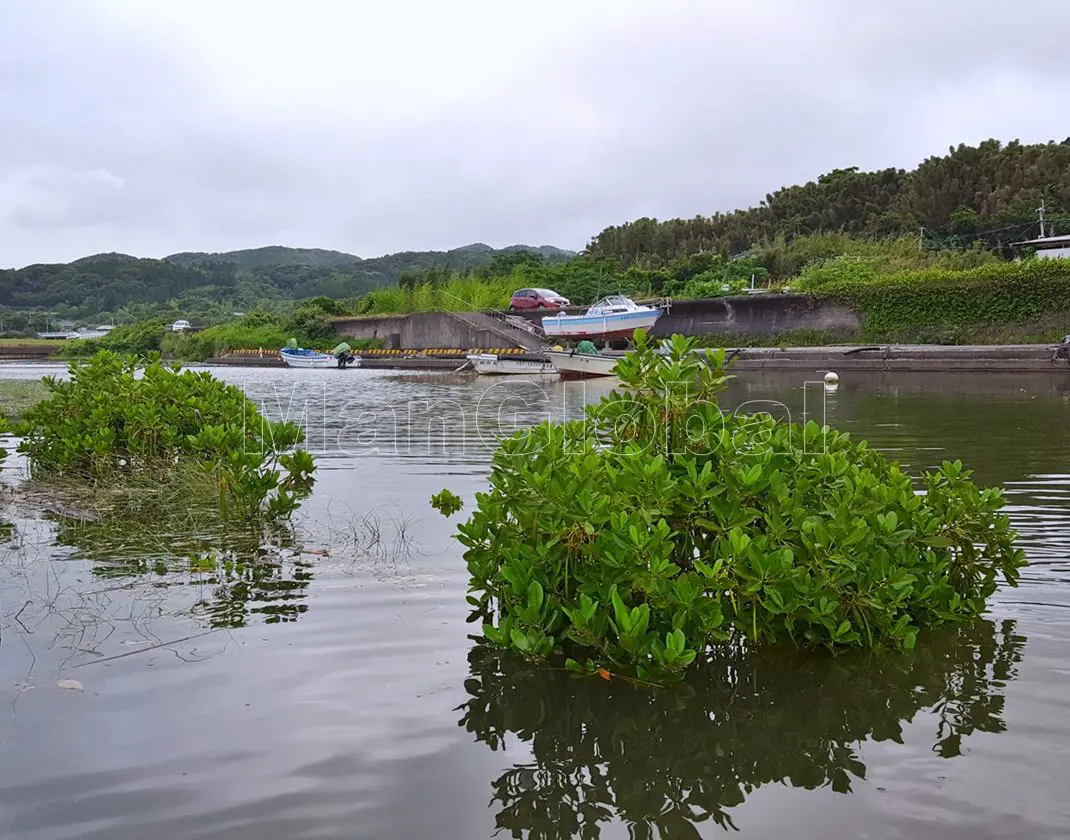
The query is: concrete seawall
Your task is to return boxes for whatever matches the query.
[724,344,1065,373]
[653,295,859,339]
[504,294,859,339]
[334,294,861,351]
[332,310,545,352]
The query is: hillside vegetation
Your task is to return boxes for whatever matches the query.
[586,139,1070,266]
[797,254,1070,344]
[0,243,574,324]
[6,137,1070,347]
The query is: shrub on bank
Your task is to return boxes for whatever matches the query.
[163,323,294,360]
[64,320,168,358]
[799,256,1070,340]
[358,276,514,315]
[753,233,1000,281]
[433,331,1025,682]
[19,352,316,521]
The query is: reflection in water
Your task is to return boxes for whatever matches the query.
[0,510,317,672]
[48,516,314,629]
[2,366,1068,840]
[460,619,1024,838]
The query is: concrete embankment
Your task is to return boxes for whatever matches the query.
[332,310,546,352]
[0,344,59,361]
[725,344,1065,373]
[325,296,1069,373]
[501,294,859,342]
[332,295,860,353]
[198,344,1070,373]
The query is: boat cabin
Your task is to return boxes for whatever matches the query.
[587,295,641,315]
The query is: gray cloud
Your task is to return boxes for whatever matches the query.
[2,0,1070,267]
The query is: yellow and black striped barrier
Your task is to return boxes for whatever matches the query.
[225,346,534,358]
[349,347,528,356]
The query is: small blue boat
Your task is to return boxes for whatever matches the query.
[280,347,337,368]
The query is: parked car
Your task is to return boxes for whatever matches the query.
[171,319,192,332]
[508,288,570,310]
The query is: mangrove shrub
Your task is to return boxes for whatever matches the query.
[434,332,1025,681]
[19,351,316,520]
[64,320,169,358]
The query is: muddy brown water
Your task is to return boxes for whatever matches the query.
[1,363,1069,839]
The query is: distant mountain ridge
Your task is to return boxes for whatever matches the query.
[165,245,362,270]
[1,243,578,319]
[162,243,574,271]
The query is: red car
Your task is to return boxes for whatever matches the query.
[508,288,571,310]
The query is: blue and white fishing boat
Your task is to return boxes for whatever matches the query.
[541,295,662,340]
[280,347,338,368]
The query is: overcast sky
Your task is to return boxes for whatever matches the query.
[2,0,1069,268]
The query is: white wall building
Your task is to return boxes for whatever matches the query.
[1012,235,1070,260]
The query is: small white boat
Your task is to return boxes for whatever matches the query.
[466,353,557,375]
[280,347,360,369]
[546,349,624,379]
[542,295,662,340]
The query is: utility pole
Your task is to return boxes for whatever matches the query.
[1038,201,1047,238]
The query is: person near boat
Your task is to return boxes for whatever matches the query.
[332,341,353,369]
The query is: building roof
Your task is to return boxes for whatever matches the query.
[1011,234,1070,248]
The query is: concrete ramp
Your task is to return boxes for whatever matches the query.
[334,310,550,352]
[445,311,549,352]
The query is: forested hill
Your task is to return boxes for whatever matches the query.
[163,243,573,271]
[586,138,1070,266]
[0,243,575,317]
[165,246,361,270]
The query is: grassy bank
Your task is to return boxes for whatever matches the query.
[692,328,853,348]
[351,237,1070,346]
[798,256,1070,344]
[49,304,383,362]
[163,323,293,359]
[0,379,49,420]
[358,276,514,315]
[0,338,63,347]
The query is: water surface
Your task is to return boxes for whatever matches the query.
[1,364,1069,839]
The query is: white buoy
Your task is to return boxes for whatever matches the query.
[824,371,839,392]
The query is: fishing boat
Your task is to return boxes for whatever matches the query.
[541,295,662,340]
[546,349,624,379]
[280,347,357,368]
[465,353,557,375]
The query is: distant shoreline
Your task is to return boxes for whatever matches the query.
[4,343,1068,375]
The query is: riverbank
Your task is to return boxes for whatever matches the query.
[202,342,1070,373]
[204,354,466,371]
[0,343,60,361]
[0,378,49,419]
[726,343,1069,373]
[6,341,1069,375]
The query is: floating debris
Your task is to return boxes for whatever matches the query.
[57,679,85,691]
